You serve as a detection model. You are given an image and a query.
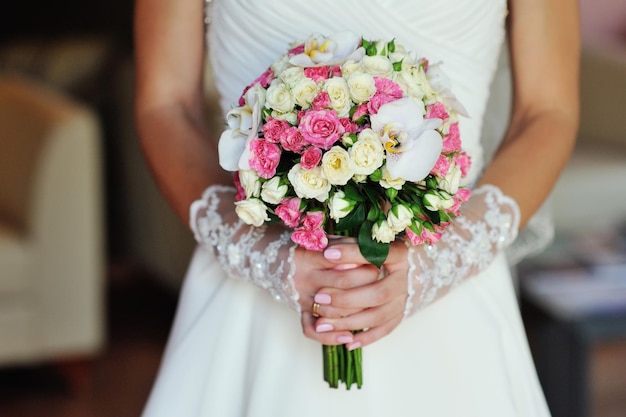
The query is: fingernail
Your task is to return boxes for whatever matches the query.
[324,248,341,260]
[337,335,353,344]
[333,263,358,271]
[347,342,362,351]
[314,293,332,304]
[316,323,334,333]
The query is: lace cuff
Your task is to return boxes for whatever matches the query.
[403,184,520,316]
[190,185,301,312]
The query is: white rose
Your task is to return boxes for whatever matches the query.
[349,130,385,175]
[270,110,298,125]
[288,164,331,202]
[261,177,288,205]
[235,198,270,227]
[323,77,352,118]
[438,163,462,194]
[280,67,306,88]
[329,190,352,221]
[352,174,368,183]
[372,220,395,243]
[362,55,393,78]
[423,191,454,211]
[347,72,376,104]
[265,80,295,113]
[239,169,261,198]
[341,60,363,78]
[393,70,426,102]
[387,205,413,233]
[322,146,354,185]
[291,77,320,109]
[379,165,406,190]
[271,55,291,76]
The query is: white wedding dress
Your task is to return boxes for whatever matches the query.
[142,0,552,416]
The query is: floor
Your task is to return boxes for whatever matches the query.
[0,266,625,417]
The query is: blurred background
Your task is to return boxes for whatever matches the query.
[0,1,625,416]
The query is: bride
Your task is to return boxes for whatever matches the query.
[134,0,579,416]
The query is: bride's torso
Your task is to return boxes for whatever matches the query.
[206,0,507,184]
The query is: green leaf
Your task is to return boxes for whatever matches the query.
[358,221,389,268]
[393,59,403,72]
[388,39,396,53]
[366,205,380,222]
[366,44,377,56]
[335,202,366,233]
[343,183,366,202]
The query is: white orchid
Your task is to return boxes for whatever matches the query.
[289,32,364,68]
[370,97,443,182]
[218,84,265,171]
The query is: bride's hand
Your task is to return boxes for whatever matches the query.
[300,240,410,349]
[293,243,380,346]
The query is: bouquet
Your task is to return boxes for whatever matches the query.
[218,32,472,389]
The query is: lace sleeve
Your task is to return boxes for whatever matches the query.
[403,184,520,316]
[190,185,301,312]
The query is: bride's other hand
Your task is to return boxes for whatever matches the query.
[301,241,410,349]
[294,244,381,346]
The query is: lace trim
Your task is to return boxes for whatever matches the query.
[403,184,520,317]
[190,185,301,312]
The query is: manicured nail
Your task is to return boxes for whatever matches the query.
[347,342,362,351]
[337,335,353,344]
[316,323,334,333]
[314,293,332,304]
[324,248,341,260]
[333,263,358,271]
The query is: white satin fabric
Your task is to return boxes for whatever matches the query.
[142,1,551,416]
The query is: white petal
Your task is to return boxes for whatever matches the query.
[218,129,247,171]
[386,130,442,181]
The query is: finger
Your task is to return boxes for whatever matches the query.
[301,312,356,346]
[320,270,407,309]
[384,240,409,265]
[311,304,363,319]
[323,243,368,266]
[349,314,404,349]
[315,295,405,333]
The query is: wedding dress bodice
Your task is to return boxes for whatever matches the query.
[206,0,508,185]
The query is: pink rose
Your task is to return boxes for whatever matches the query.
[291,227,329,251]
[312,91,332,110]
[449,188,472,216]
[299,109,345,149]
[301,211,325,229]
[406,225,443,246]
[331,66,342,77]
[339,117,357,134]
[367,93,398,115]
[426,102,449,121]
[454,151,472,177]
[280,127,306,153]
[304,66,331,82]
[275,197,303,228]
[288,43,305,56]
[248,139,282,179]
[443,122,461,153]
[431,154,451,177]
[300,146,322,169]
[373,77,403,99]
[262,118,291,143]
[233,172,246,201]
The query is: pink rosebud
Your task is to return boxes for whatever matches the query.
[406,226,443,246]
[299,109,345,149]
[331,66,342,77]
[300,146,323,169]
[304,66,331,82]
[426,102,449,121]
[248,139,282,179]
[288,43,305,55]
[454,151,472,177]
[275,197,303,228]
[352,103,369,122]
[312,91,332,110]
[262,118,291,143]
[301,211,325,229]
[281,127,306,153]
[442,122,461,153]
[419,57,429,71]
[431,154,451,177]
[238,68,274,106]
[233,172,246,201]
